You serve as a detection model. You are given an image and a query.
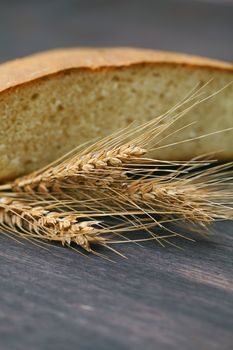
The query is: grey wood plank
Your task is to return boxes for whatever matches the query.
[0,222,233,350]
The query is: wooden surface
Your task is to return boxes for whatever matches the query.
[1,223,233,350]
[0,1,233,349]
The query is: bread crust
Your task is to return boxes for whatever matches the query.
[0,48,232,94]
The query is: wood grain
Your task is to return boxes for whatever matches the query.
[0,222,233,350]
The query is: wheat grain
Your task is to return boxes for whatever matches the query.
[0,197,105,251]
[124,180,212,223]
[10,145,146,194]
[0,86,232,255]
[0,194,180,255]
[8,87,210,195]
[4,86,224,197]
[121,163,233,226]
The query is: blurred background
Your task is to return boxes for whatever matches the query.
[0,0,232,63]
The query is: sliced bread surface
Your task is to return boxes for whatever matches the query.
[0,48,232,181]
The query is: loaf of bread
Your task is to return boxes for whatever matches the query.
[0,48,232,181]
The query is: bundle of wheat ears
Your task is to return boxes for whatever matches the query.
[0,82,232,258]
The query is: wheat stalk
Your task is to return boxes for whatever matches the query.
[0,85,232,255]
[9,145,146,194]
[125,180,213,224]
[4,83,214,195]
[116,159,233,227]
[0,196,107,251]
[1,194,177,253]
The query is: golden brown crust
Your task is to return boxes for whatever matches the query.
[0,47,232,94]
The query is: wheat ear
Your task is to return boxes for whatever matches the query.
[0,197,107,251]
[0,84,232,253]
[120,162,233,226]
[1,194,176,253]
[9,145,146,194]
[4,83,214,195]
[125,180,212,224]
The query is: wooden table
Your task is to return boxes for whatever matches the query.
[0,1,232,349]
[1,222,233,350]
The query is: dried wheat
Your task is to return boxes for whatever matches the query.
[0,86,232,255]
[6,86,212,195]
[9,145,146,194]
[0,196,106,251]
[121,162,233,226]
